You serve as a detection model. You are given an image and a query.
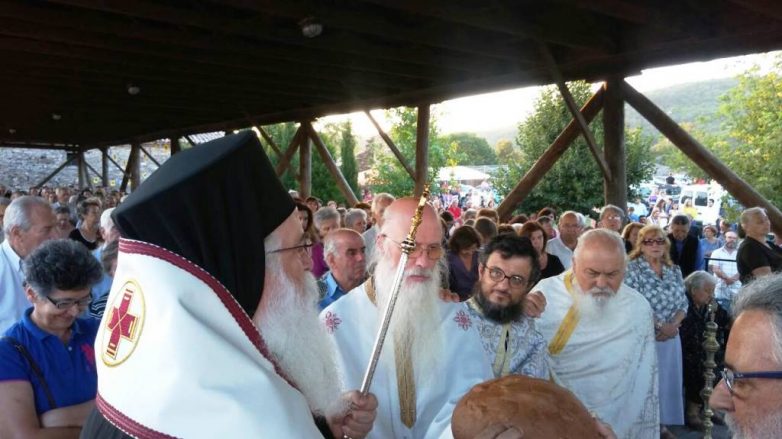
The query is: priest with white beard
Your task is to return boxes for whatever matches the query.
[532,229,659,439]
[321,198,493,439]
[80,132,377,439]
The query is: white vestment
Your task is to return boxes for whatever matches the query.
[0,240,27,334]
[322,282,492,439]
[95,239,323,438]
[534,272,659,439]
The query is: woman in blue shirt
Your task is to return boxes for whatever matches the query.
[0,239,103,438]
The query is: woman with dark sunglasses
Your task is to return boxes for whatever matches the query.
[625,225,689,438]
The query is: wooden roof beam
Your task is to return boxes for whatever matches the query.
[358,0,615,52]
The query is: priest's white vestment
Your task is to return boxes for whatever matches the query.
[321,282,493,439]
[534,271,660,439]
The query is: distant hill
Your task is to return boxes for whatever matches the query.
[625,78,737,138]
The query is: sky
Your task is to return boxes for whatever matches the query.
[318,50,779,139]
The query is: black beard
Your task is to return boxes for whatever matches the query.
[473,286,524,324]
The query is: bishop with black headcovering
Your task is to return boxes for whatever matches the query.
[81,132,377,439]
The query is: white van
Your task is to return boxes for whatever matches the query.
[679,184,721,224]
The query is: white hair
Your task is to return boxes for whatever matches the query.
[733,272,782,365]
[344,208,367,229]
[3,196,52,238]
[100,207,116,233]
[573,228,627,263]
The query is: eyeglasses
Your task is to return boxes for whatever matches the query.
[46,294,92,310]
[603,215,622,221]
[483,264,527,289]
[266,239,314,255]
[382,235,444,261]
[721,367,782,395]
[642,238,666,246]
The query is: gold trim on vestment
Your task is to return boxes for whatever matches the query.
[364,278,417,428]
[547,271,580,356]
[467,297,512,377]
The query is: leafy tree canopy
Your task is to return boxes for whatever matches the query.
[369,107,447,196]
[493,81,655,217]
[441,132,497,165]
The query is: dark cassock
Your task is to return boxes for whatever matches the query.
[679,296,731,415]
[80,132,333,438]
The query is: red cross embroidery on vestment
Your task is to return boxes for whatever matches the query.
[106,289,139,359]
[324,311,342,334]
[454,310,472,330]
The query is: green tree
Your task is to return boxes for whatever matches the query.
[494,81,655,216]
[369,107,446,196]
[311,122,347,205]
[494,139,520,162]
[339,121,360,196]
[441,132,497,165]
[262,122,299,190]
[704,60,782,209]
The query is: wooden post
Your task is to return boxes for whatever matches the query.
[130,143,141,191]
[306,122,359,205]
[77,151,86,189]
[275,126,304,176]
[36,155,78,187]
[101,147,110,187]
[299,135,312,199]
[603,78,627,212]
[539,44,611,180]
[497,87,605,221]
[621,80,782,235]
[415,104,430,197]
[364,110,416,179]
[169,136,181,155]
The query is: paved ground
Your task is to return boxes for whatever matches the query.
[670,423,731,438]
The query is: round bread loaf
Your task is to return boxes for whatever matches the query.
[452,375,602,439]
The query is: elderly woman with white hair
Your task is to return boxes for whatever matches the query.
[343,208,368,234]
[679,271,731,430]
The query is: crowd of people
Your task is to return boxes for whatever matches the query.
[0,132,781,438]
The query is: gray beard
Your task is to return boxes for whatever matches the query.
[372,249,444,387]
[256,261,343,417]
[726,412,782,439]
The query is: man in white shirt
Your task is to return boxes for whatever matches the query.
[709,231,741,311]
[0,196,57,332]
[545,211,583,270]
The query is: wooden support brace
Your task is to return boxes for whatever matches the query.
[37,155,78,187]
[120,143,140,192]
[169,136,181,155]
[414,105,431,197]
[84,161,103,180]
[305,122,359,206]
[258,126,282,157]
[101,147,110,186]
[497,87,606,221]
[139,145,161,167]
[299,135,312,199]
[538,43,611,181]
[184,135,197,147]
[105,152,126,174]
[621,80,782,235]
[275,126,304,177]
[364,110,416,179]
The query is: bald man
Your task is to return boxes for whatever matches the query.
[321,198,492,439]
[533,229,659,439]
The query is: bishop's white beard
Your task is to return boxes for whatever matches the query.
[256,258,342,417]
[574,284,622,322]
[726,412,782,439]
[372,247,444,387]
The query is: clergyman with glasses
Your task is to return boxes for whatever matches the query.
[464,234,549,379]
[710,272,782,438]
[0,239,103,437]
[320,197,494,439]
[533,228,660,438]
